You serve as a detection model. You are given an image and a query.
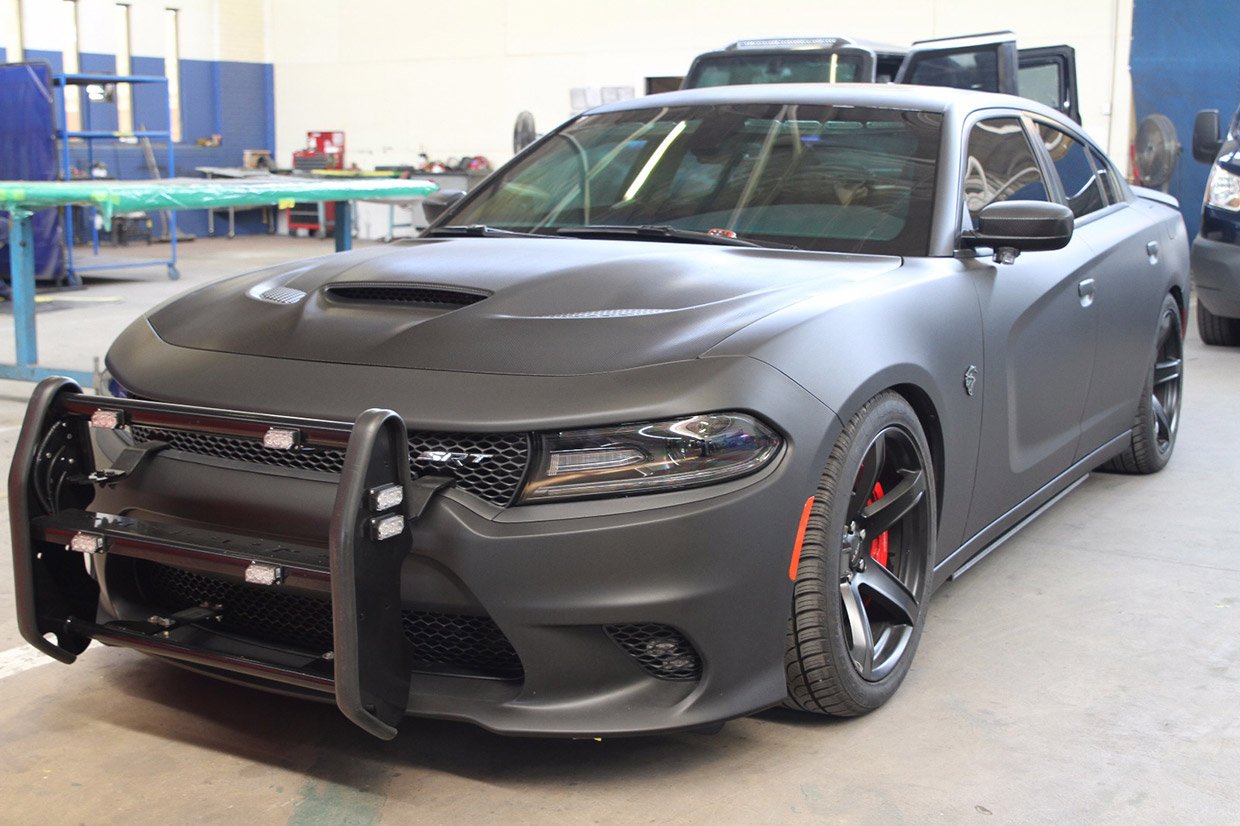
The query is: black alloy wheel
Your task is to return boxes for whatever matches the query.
[786,391,935,716]
[1103,293,1183,475]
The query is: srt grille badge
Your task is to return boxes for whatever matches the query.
[417,450,493,467]
[963,365,978,397]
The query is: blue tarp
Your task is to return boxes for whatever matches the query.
[1130,0,1240,238]
[0,61,64,283]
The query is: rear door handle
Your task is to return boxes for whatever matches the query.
[1078,278,1096,307]
[1146,241,1160,263]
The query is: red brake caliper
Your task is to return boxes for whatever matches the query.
[867,482,889,568]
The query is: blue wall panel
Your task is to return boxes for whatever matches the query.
[79,52,119,134]
[49,54,277,238]
[1131,0,1240,238]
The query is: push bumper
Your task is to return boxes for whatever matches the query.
[1191,234,1240,317]
[10,378,450,739]
[9,378,819,738]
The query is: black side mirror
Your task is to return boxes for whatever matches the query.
[1192,109,1223,164]
[962,201,1074,264]
[422,190,466,224]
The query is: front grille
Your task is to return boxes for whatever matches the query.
[606,623,702,681]
[325,285,488,307]
[141,559,332,651]
[137,562,525,681]
[129,426,531,507]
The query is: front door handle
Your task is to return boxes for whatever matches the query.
[1078,278,1096,307]
[1146,241,1160,263]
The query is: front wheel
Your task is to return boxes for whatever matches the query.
[785,391,936,716]
[1102,293,1183,474]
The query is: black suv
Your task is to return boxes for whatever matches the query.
[683,31,1079,123]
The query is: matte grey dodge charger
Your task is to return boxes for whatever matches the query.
[10,85,1188,739]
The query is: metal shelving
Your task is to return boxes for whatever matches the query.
[54,72,180,281]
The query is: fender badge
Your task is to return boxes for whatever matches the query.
[964,365,979,397]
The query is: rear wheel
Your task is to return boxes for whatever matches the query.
[1103,293,1183,474]
[1197,300,1240,346]
[785,392,935,716]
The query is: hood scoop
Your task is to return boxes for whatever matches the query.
[324,282,489,308]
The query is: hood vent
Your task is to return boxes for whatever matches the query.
[325,283,489,308]
[258,286,307,305]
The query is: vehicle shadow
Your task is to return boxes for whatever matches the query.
[97,654,800,796]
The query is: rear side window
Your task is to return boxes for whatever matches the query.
[1037,124,1109,217]
[963,117,1050,222]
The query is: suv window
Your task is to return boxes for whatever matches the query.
[963,117,1050,222]
[906,49,1000,92]
[685,53,865,88]
[1037,123,1109,217]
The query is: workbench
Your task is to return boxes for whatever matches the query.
[0,177,437,384]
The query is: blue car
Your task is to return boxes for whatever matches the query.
[1191,105,1240,344]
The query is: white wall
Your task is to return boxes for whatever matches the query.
[6,1,1136,170]
[6,0,267,63]
[270,0,1136,171]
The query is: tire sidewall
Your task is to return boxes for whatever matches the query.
[798,392,936,712]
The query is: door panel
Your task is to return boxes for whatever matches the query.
[957,114,1097,538]
[896,32,1019,95]
[964,247,1098,536]
[1073,206,1165,456]
[1018,46,1080,123]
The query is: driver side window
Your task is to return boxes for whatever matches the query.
[963,117,1050,225]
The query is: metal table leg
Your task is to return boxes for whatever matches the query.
[335,201,352,252]
[0,208,93,384]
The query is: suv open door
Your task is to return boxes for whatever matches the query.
[896,32,1080,123]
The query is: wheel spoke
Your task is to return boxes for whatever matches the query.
[1153,357,1181,387]
[1152,394,1172,439]
[859,467,926,538]
[850,434,885,515]
[839,579,875,679]
[854,561,919,627]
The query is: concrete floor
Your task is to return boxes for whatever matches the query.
[0,236,1237,824]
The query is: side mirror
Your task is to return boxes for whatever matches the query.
[962,201,1074,264]
[1192,109,1223,164]
[422,190,466,224]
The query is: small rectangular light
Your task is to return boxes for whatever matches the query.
[368,483,404,512]
[68,532,107,554]
[244,562,285,586]
[90,409,124,429]
[262,427,300,450]
[368,514,405,541]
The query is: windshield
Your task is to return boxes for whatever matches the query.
[685,53,867,87]
[445,104,943,255]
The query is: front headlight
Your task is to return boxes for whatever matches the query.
[519,412,781,503]
[1205,164,1240,211]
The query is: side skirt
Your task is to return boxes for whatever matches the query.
[931,432,1130,589]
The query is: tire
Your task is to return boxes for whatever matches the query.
[1102,293,1183,474]
[1197,300,1240,347]
[785,391,936,716]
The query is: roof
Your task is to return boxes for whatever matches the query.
[588,82,1068,124]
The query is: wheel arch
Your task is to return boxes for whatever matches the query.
[890,382,946,524]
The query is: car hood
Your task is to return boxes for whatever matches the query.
[147,237,901,376]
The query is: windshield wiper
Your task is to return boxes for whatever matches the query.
[555,224,797,249]
[425,225,554,238]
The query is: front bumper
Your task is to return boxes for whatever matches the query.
[1191,234,1240,317]
[9,377,828,738]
